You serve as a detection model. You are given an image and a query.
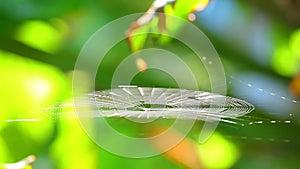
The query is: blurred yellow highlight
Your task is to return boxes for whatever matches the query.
[197,132,239,169]
[193,0,210,12]
[25,78,51,104]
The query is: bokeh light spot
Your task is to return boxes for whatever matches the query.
[272,45,298,77]
[197,132,239,168]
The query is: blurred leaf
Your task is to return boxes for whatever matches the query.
[0,137,11,162]
[0,51,68,115]
[272,29,300,77]
[0,50,68,164]
[289,29,300,58]
[50,119,98,169]
[272,45,297,76]
[130,25,149,52]
[15,19,68,53]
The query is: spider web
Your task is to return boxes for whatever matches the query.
[46,86,255,124]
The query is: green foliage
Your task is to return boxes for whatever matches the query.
[1,0,300,169]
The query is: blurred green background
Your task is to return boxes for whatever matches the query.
[1,0,300,168]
